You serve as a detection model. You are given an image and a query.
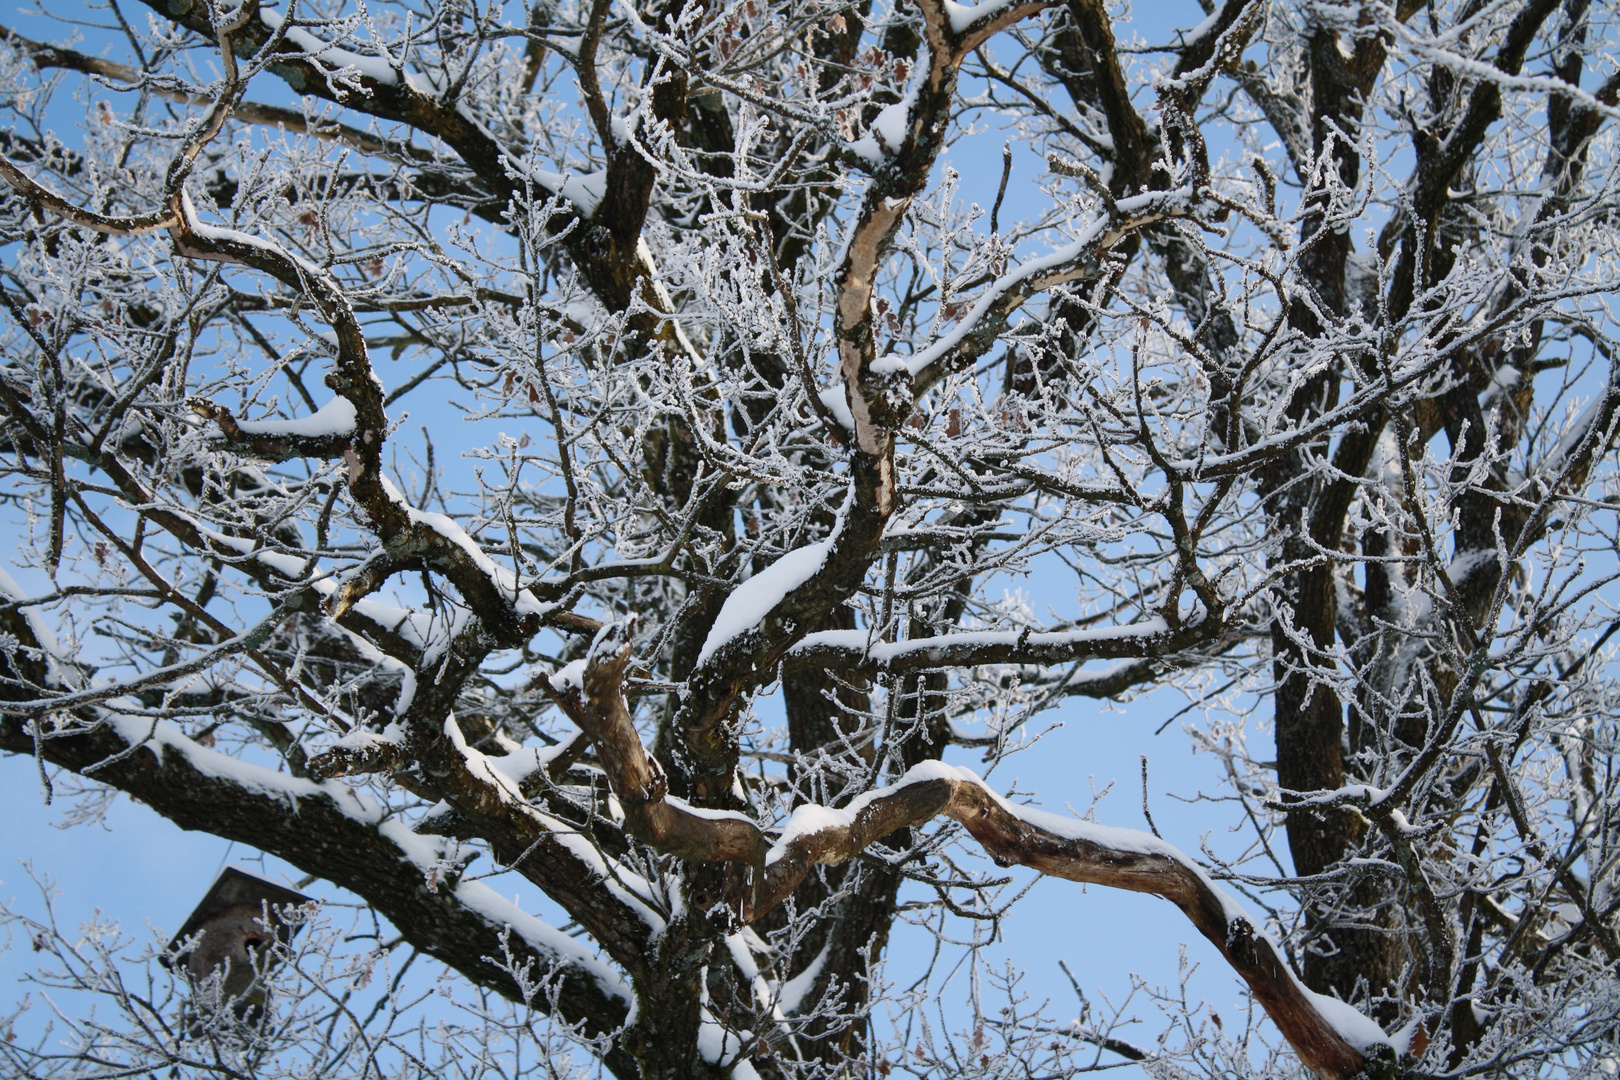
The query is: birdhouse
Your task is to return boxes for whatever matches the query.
[165,866,312,1030]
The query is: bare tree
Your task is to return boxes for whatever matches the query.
[1,0,1617,1075]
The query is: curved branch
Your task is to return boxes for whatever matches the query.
[552,628,1391,1080]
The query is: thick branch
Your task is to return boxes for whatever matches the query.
[545,636,1390,1080]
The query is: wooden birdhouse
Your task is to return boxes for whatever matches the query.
[165,866,312,1029]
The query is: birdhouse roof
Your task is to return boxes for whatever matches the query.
[168,866,312,950]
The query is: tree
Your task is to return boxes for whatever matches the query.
[1,0,1617,1074]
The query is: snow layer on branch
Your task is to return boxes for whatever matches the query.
[696,495,850,666]
[451,879,632,1001]
[698,1004,761,1080]
[765,802,855,863]
[104,712,350,808]
[187,529,448,712]
[774,938,830,1015]
[665,795,756,825]
[847,46,923,164]
[260,9,401,86]
[321,721,405,753]
[764,760,979,864]
[934,758,1249,923]
[0,565,71,686]
[848,97,913,164]
[179,192,323,278]
[511,164,609,217]
[372,818,632,1002]
[697,540,831,667]
[788,616,1170,663]
[945,761,1393,1053]
[816,385,856,431]
[234,396,357,438]
[1174,7,1222,45]
[1300,987,1396,1054]
[197,528,311,580]
[1549,394,1606,472]
[941,0,1025,33]
[380,476,547,616]
[550,658,588,692]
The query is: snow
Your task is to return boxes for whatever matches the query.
[0,565,70,686]
[234,396,357,439]
[260,9,401,86]
[442,713,529,805]
[957,760,1394,1051]
[850,100,911,164]
[787,617,1172,665]
[429,716,668,933]
[197,528,309,580]
[696,496,850,667]
[848,136,884,169]
[725,931,783,1017]
[1063,661,1134,688]
[941,0,1023,33]
[102,712,372,818]
[1176,8,1222,46]
[7,593,632,1006]
[1291,783,1386,809]
[1549,395,1606,472]
[665,796,757,826]
[329,618,418,714]
[452,879,631,1002]
[522,801,668,932]
[816,384,856,431]
[180,192,319,278]
[1479,364,1521,410]
[483,744,551,786]
[909,760,1185,858]
[1446,547,1497,587]
[550,658,588,693]
[369,811,633,1002]
[204,530,472,708]
[1302,987,1395,1053]
[848,50,923,164]
[764,760,967,865]
[1389,18,1620,121]
[869,100,910,154]
[322,722,404,753]
[635,236,704,365]
[380,476,548,616]
[765,802,855,864]
[725,932,762,982]
[774,939,829,1014]
[190,530,449,713]
[754,759,1393,1053]
[518,166,609,217]
[697,1004,756,1076]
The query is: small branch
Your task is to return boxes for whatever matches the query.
[990,142,1013,234]
[0,155,177,234]
[1140,754,1162,839]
